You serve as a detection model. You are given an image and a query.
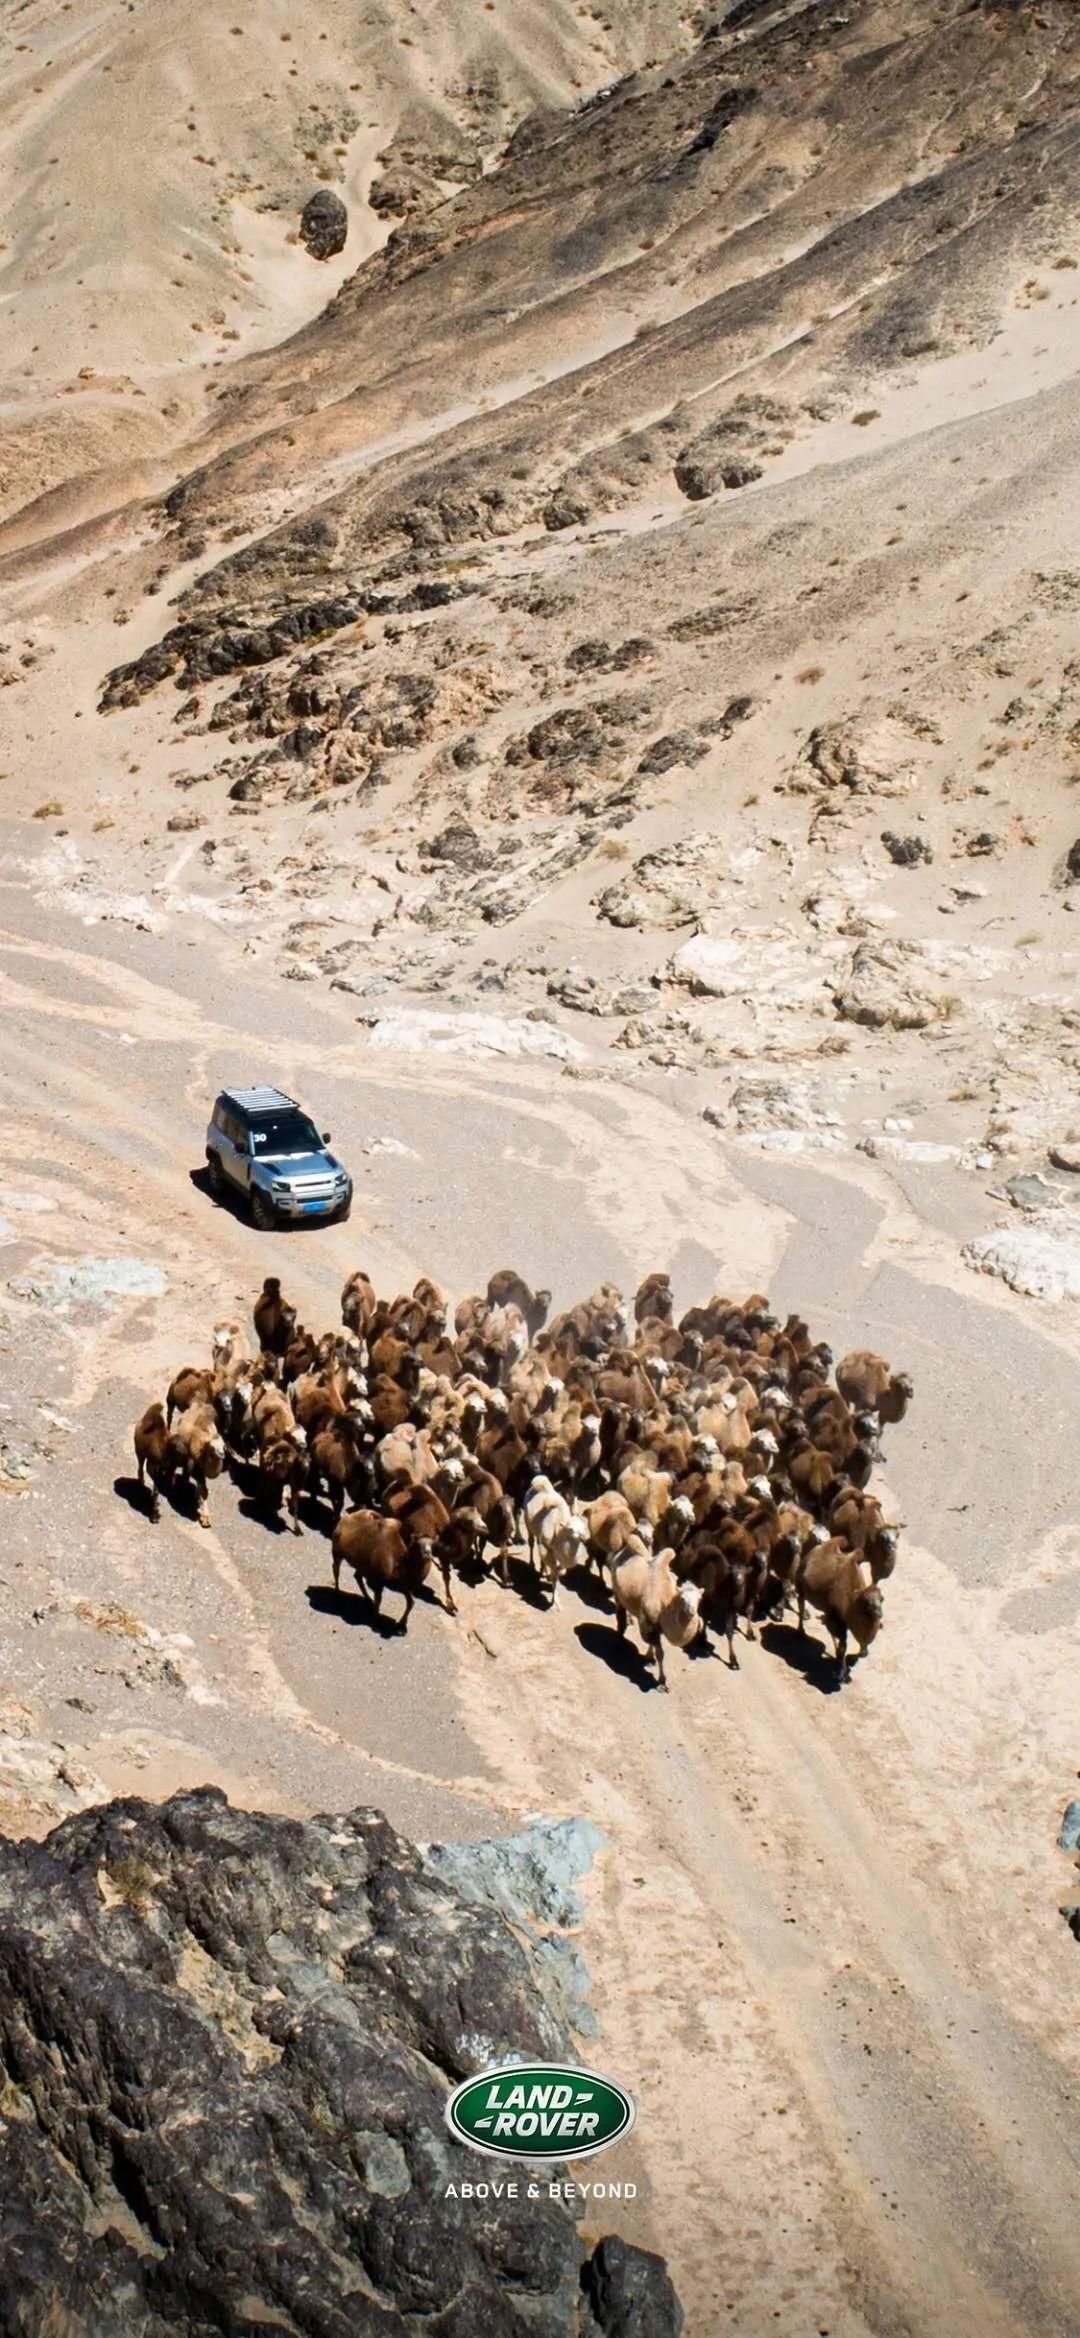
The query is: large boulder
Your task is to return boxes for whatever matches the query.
[784,715,928,799]
[0,1789,682,2334]
[673,452,762,498]
[582,2236,684,2338]
[832,941,939,1030]
[300,188,348,259]
[672,395,788,499]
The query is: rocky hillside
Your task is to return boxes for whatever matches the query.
[28,0,1068,1245]
[0,1788,681,2335]
[99,0,1080,587]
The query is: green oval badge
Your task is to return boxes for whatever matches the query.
[445,2061,636,2163]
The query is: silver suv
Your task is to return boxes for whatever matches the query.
[205,1087,353,1229]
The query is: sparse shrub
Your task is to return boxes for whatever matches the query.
[796,666,824,685]
[106,1855,156,1911]
[32,800,63,818]
[851,409,881,427]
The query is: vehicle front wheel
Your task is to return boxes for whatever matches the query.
[251,1189,278,1232]
[206,1152,226,1198]
[333,1194,352,1224]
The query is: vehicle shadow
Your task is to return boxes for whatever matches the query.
[189,1163,242,1220]
[188,1164,315,1234]
[575,1619,657,1692]
[760,1619,843,1696]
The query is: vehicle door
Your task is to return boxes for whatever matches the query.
[219,1108,249,1191]
[234,1112,258,1194]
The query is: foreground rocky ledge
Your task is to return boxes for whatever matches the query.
[0,1789,680,2336]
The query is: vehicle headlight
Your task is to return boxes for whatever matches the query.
[272,1179,290,1194]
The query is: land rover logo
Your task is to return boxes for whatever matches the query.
[445,2062,635,2163]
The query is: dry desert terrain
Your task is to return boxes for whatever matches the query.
[2,2,1080,2331]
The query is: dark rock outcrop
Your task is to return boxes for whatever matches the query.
[1060,1800,1080,1851]
[567,639,655,676]
[582,2237,685,2338]
[421,819,493,871]
[673,396,787,500]
[881,830,933,867]
[300,188,348,260]
[636,731,708,778]
[100,601,360,709]
[0,1788,681,2335]
[502,698,649,806]
[543,492,593,533]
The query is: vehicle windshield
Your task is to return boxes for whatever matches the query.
[248,1111,323,1158]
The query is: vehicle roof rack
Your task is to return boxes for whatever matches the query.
[220,1086,297,1114]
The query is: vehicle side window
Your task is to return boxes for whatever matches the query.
[223,1111,242,1148]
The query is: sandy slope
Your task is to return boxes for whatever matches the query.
[2,2,1080,2331]
[0,0,695,515]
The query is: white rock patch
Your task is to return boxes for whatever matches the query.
[962,1221,1080,1303]
[367,1011,584,1062]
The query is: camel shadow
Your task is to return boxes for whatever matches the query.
[500,1551,556,1612]
[760,1619,843,1696]
[442,1546,492,1593]
[305,1582,420,1638]
[236,1493,298,1538]
[563,1561,611,1614]
[114,1472,158,1522]
[297,1492,334,1538]
[114,1471,205,1528]
[575,1619,657,1693]
[306,1581,393,1633]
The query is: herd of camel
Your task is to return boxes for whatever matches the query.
[133,1267,912,1688]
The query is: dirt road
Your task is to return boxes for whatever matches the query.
[1,846,1079,2337]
